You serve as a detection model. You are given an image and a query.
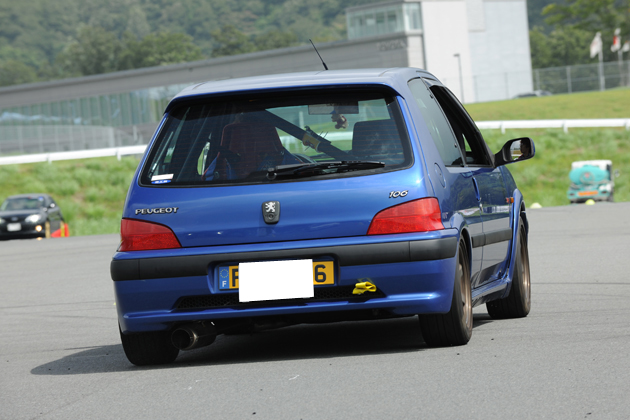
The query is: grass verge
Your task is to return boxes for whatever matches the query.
[483,128,629,207]
[0,156,139,236]
[465,88,630,120]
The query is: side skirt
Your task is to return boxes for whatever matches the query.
[471,276,509,308]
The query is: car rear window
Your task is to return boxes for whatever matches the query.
[140,87,412,186]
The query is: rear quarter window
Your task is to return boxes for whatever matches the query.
[408,78,463,167]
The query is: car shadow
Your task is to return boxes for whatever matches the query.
[32,315,492,374]
[471,312,495,328]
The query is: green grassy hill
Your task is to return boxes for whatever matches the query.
[466,88,630,208]
[1,88,629,236]
[465,88,630,120]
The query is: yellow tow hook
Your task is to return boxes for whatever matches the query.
[352,281,377,295]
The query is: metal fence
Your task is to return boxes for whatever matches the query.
[0,125,133,156]
[533,60,630,94]
[0,83,186,157]
[1,60,629,158]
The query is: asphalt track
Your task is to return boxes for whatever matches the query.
[1,203,629,420]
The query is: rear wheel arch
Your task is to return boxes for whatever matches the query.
[458,227,473,272]
[512,189,527,235]
[519,204,528,237]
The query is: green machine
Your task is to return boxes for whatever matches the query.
[567,160,616,203]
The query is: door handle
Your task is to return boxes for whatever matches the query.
[472,177,481,202]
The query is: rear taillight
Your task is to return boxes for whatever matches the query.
[367,198,444,235]
[118,218,181,251]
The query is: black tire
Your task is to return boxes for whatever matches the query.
[119,325,179,366]
[486,219,531,319]
[419,240,472,347]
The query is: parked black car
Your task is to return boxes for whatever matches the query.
[0,194,67,239]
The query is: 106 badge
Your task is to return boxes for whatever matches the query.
[389,190,408,198]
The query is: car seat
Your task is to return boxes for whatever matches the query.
[211,122,289,180]
[351,120,403,165]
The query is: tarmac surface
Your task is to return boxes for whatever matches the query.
[1,202,629,419]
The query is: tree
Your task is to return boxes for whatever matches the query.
[0,0,385,85]
[0,45,44,86]
[0,0,80,69]
[543,0,629,33]
[211,25,303,57]
[121,32,204,69]
[78,0,149,38]
[542,0,630,61]
[0,59,37,86]
[253,30,298,51]
[529,26,593,68]
[527,0,556,31]
[56,26,206,77]
[56,25,121,76]
[211,25,255,57]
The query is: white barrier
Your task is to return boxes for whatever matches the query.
[476,118,630,134]
[1,118,630,165]
[0,145,147,166]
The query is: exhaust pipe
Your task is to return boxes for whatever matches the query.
[171,322,217,351]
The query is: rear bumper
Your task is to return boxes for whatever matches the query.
[111,236,457,281]
[567,187,612,202]
[112,232,459,332]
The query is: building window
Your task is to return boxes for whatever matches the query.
[346,2,421,40]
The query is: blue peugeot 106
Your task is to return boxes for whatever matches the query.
[111,68,535,365]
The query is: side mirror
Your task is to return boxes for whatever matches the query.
[494,137,535,167]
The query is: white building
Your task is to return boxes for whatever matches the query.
[346,0,533,102]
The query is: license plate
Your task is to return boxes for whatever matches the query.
[7,223,21,232]
[218,260,335,301]
[577,191,598,196]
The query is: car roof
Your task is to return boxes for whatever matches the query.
[6,193,51,199]
[167,68,433,110]
[571,160,612,170]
